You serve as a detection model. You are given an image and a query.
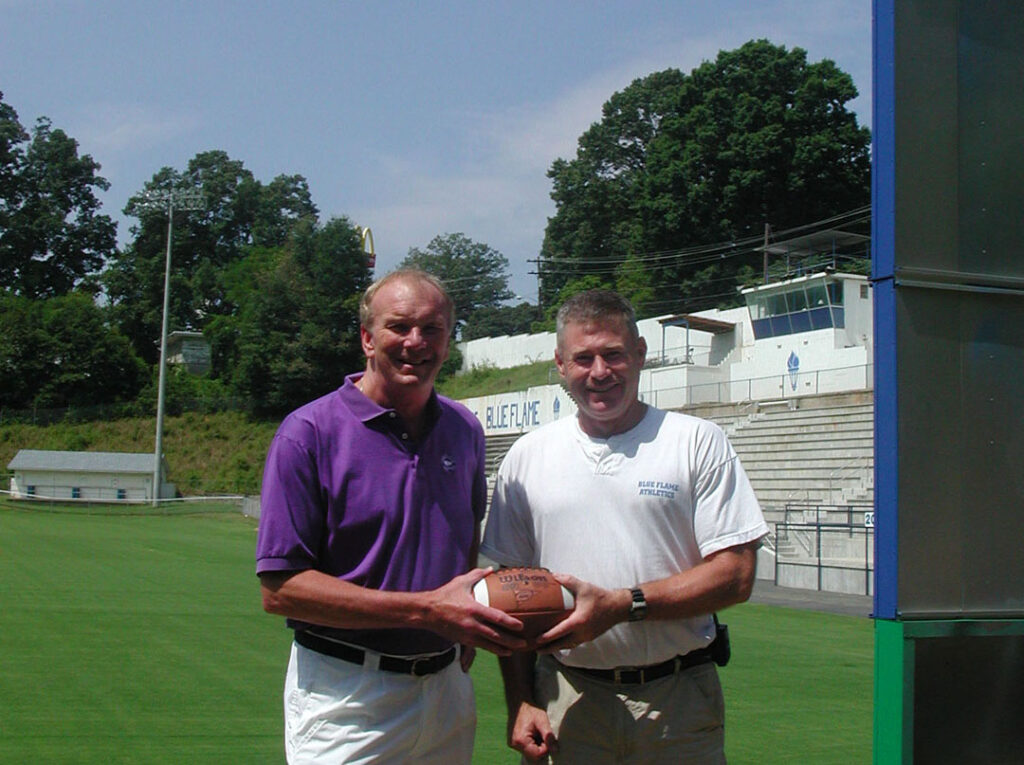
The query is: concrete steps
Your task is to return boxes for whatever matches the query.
[483,394,877,514]
[694,397,875,511]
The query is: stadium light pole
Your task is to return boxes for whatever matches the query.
[137,188,204,505]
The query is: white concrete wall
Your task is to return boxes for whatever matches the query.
[459,316,712,372]
[460,384,578,436]
[457,274,873,411]
[841,279,874,350]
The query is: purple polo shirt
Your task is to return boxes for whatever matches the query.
[256,373,487,655]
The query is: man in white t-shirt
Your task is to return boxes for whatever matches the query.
[482,289,768,763]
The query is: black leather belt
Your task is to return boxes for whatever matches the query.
[294,630,457,676]
[562,647,714,685]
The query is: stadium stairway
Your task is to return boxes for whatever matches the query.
[482,391,875,522]
[480,392,876,596]
[681,392,875,522]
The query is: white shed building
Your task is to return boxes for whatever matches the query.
[7,450,174,501]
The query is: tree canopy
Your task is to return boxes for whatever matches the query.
[400,232,514,331]
[0,291,146,409]
[101,152,372,415]
[540,40,871,316]
[102,151,320,365]
[0,91,117,298]
[460,302,540,341]
[206,217,372,415]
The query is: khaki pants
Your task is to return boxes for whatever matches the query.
[534,654,726,764]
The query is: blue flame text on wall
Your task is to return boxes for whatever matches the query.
[486,399,541,431]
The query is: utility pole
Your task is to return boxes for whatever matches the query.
[136,188,204,506]
[534,255,543,314]
[762,222,771,284]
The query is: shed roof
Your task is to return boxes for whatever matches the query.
[7,450,158,474]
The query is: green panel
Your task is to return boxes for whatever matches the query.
[873,620,911,763]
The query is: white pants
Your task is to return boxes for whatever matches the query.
[283,642,476,764]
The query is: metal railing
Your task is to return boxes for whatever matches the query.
[783,502,874,527]
[642,363,874,409]
[827,458,874,505]
[774,520,874,596]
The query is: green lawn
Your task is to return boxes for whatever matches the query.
[0,506,873,763]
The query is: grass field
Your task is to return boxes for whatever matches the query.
[0,505,873,764]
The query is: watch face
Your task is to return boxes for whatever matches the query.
[629,588,647,621]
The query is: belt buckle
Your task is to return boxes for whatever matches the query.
[409,657,433,676]
[613,668,640,684]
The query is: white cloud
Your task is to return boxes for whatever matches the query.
[73,103,201,156]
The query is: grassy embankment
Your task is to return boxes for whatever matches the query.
[0,360,558,496]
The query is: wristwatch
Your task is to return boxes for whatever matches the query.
[628,587,648,622]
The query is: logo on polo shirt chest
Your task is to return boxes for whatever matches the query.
[637,480,679,499]
[441,454,456,472]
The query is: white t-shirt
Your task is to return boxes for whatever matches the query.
[481,406,768,669]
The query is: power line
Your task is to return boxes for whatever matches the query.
[530,205,871,273]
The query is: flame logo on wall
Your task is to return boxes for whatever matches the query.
[787,352,800,391]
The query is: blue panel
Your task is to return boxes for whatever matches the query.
[751,317,770,340]
[769,315,791,337]
[873,0,896,282]
[872,0,897,620]
[832,307,845,329]
[873,279,898,620]
[808,306,833,330]
[789,312,811,333]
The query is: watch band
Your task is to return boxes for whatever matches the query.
[628,587,648,622]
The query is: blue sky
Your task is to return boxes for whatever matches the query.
[2,1,871,301]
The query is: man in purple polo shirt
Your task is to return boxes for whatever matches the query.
[257,269,525,763]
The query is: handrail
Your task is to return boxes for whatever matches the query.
[827,457,873,505]
[784,502,874,526]
[774,521,874,596]
[643,362,874,409]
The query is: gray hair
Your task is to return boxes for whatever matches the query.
[555,289,640,347]
[359,268,456,334]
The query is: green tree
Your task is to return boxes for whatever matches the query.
[0,92,117,298]
[614,255,658,317]
[0,291,146,409]
[541,40,870,312]
[460,302,540,340]
[534,274,611,332]
[103,151,319,364]
[400,233,514,331]
[208,217,372,415]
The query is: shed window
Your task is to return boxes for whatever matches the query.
[72,487,81,499]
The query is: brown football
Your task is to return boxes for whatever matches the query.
[474,567,575,638]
